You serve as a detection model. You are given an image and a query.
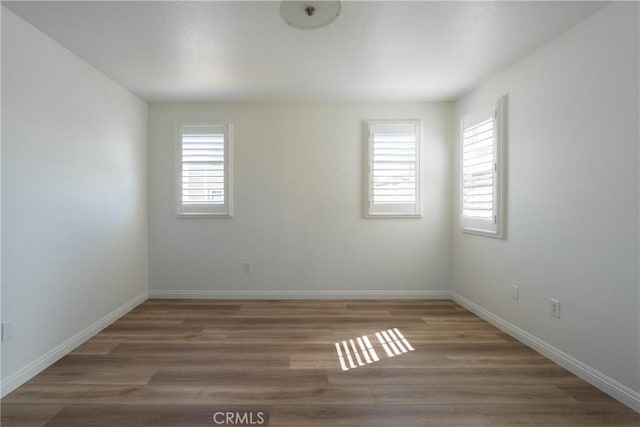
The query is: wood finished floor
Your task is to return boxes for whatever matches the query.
[2,299,638,426]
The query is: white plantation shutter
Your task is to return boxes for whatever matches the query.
[366,121,421,216]
[462,117,494,219]
[460,96,506,237]
[177,124,233,217]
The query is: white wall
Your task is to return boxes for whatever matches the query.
[149,103,452,297]
[452,1,639,398]
[1,9,148,393]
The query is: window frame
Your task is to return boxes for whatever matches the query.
[175,122,234,218]
[364,119,422,218]
[459,95,507,238]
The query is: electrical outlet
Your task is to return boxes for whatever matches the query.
[2,320,14,342]
[512,285,519,301]
[550,299,560,318]
[242,261,252,274]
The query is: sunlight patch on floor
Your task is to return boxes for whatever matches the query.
[335,328,413,371]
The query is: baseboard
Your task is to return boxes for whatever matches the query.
[451,292,640,413]
[149,289,451,300]
[0,290,148,398]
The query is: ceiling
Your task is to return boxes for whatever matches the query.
[3,1,608,103]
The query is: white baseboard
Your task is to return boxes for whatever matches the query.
[149,289,451,300]
[451,292,640,413]
[0,290,148,398]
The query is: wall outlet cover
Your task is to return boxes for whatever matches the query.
[2,321,15,342]
[550,298,561,318]
[242,261,252,273]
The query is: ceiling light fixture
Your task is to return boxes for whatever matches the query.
[280,1,342,30]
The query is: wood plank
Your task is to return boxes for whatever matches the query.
[392,332,511,344]
[90,332,228,343]
[447,354,557,367]
[269,404,493,427]
[69,341,119,355]
[4,384,374,405]
[481,402,640,426]
[0,403,64,427]
[557,384,625,403]
[328,366,584,386]
[48,355,132,369]
[26,366,157,386]
[370,384,578,405]
[148,368,329,386]
[44,404,269,427]
[44,404,216,427]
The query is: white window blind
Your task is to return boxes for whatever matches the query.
[177,123,233,217]
[460,96,506,237]
[366,121,421,217]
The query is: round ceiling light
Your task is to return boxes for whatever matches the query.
[280,1,342,30]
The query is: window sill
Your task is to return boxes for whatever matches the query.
[177,213,233,219]
[365,214,422,219]
[461,227,504,239]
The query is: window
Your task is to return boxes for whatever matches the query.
[365,120,421,217]
[176,123,233,217]
[460,95,506,237]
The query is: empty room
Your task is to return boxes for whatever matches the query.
[1,1,639,426]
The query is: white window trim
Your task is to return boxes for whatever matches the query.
[176,122,234,218]
[364,119,422,218]
[459,95,507,238]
